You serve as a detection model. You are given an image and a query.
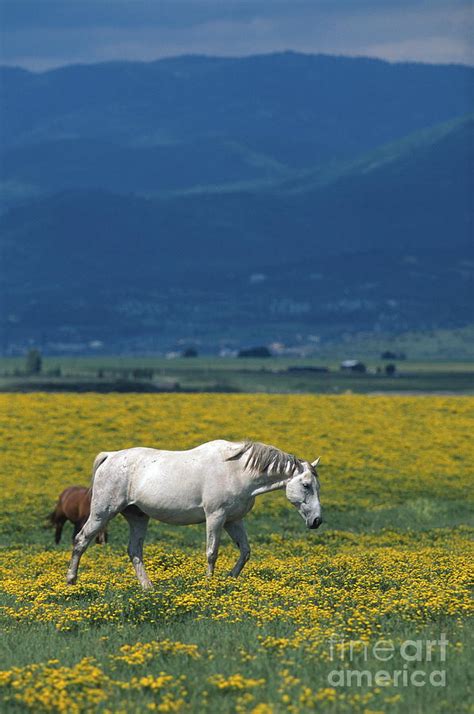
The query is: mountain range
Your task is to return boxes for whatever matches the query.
[0,53,472,353]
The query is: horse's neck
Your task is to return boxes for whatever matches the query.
[250,470,291,497]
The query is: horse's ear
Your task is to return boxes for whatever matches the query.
[312,457,321,468]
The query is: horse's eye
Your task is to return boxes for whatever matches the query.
[303,482,311,489]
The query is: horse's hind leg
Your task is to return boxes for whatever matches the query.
[95,528,108,545]
[122,506,153,589]
[49,503,66,544]
[66,513,111,585]
[67,450,129,584]
[54,517,66,544]
[224,520,251,577]
[205,511,226,576]
[72,520,85,542]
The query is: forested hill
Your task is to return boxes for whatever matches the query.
[0,54,472,353]
[1,53,472,196]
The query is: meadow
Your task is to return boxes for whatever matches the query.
[0,393,472,713]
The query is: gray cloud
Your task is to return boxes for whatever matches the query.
[1,0,472,69]
[0,1,429,30]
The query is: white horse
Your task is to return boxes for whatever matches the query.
[66,440,322,589]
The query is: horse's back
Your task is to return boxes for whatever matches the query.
[59,486,90,521]
[90,440,246,524]
[97,441,238,475]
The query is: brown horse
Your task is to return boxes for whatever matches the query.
[49,487,108,544]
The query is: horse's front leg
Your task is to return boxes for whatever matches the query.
[224,520,250,577]
[205,511,226,576]
[122,506,153,589]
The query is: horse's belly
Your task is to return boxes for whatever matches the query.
[137,501,206,526]
[130,462,205,525]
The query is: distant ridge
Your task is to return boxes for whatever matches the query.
[0,53,472,352]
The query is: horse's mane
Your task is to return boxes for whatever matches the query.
[227,441,305,477]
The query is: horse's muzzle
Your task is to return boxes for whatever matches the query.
[309,516,322,529]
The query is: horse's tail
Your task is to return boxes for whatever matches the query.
[90,452,110,492]
[47,508,58,526]
[47,499,62,530]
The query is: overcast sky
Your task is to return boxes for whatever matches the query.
[1,0,472,71]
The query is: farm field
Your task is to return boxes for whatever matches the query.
[1,356,473,394]
[0,393,472,713]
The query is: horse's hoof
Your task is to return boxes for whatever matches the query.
[66,574,77,585]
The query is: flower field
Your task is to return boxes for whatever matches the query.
[0,394,472,712]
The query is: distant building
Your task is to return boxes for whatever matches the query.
[249,273,267,284]
[340,360,366,373]
[219,348,238,358]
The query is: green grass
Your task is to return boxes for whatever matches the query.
[1,618,470,714]
[1,497,472,712]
